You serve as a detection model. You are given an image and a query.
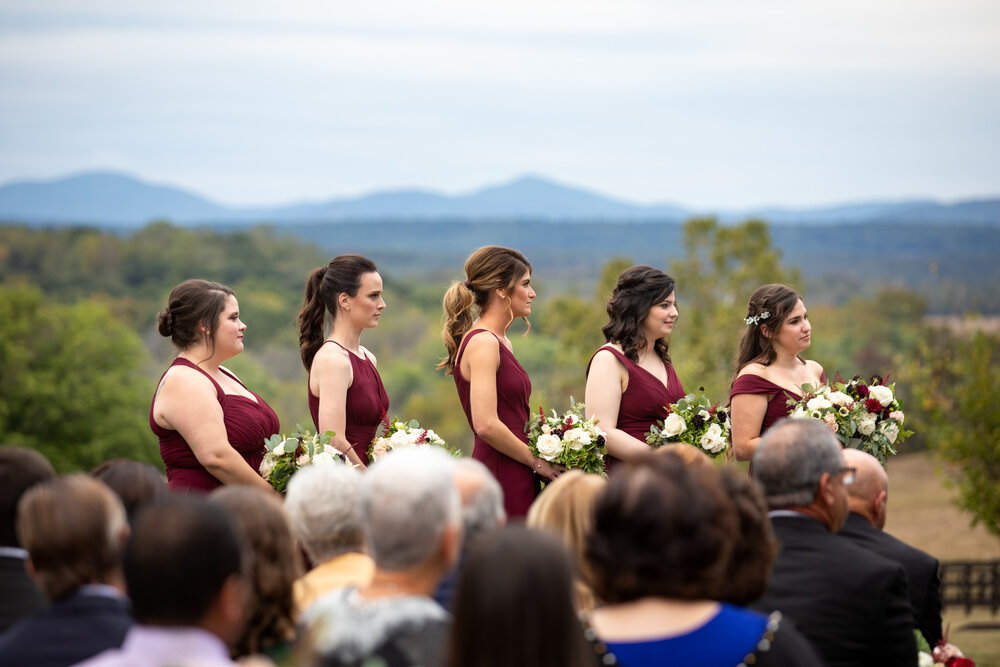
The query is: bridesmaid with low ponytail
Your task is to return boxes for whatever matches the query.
[440,246,562,518]
[298,255,389,469]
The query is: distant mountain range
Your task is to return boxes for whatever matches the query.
[0,170,998,227]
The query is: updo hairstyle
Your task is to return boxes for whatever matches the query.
[156,279,235,352]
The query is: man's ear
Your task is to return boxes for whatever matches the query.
[816,472,835,507]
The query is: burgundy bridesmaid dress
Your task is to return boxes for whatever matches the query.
[454,329,539,518]
[151,357,280,492]
[308,340,390,466]
[729,370,827,436]
[585,345,685,475]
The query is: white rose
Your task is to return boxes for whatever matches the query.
[889,410,905,424]
[563,427,591,451]
[535,434,562,461]
[868,385,894,407]
[918,652,934,667]
[806,396,833,412]
[389,430,415,450]
[700,423,726,454]
[541,424,551,434]
[857,415,877,437]
[881,421,899,444]
[827,391,852,407]
[790,407,809,421]
[324,444,338,456]
[372,443,388,460]
[260,457,275,478]
[311,452,335,466]
[662,413,687,437]
[297,453,310,466]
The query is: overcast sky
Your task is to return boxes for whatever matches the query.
[1,0,998,209]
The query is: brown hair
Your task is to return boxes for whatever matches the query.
[0,445,56,547]
[156,279,235,354]
[439,246,532,374]
[526,471,606,612]
[602,265,675,364]
[297,254,379,370]
[730,283,804,392]
[586,452,737,603]
[17,474,127,600]
[717,469,778,605]
[209,486,300,657]
[90,459,169,524]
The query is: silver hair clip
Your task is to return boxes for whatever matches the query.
[744,311,771,326]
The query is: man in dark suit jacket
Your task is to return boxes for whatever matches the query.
[0,475,132,667]
[752,418,917,667]
[839,447,943,647]
[0,446,55,632]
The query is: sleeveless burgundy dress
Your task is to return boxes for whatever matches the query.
[586,345,685,475]
[730,370,827,436]
[308,340,390,466]
[454,329,539,518]
[151,357,280,492]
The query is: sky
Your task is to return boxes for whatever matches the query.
[1,0,998,209]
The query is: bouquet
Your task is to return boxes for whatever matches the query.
[524,398,607,475]
[369,415,457,462]
[260,426,348,493]
[787,374,913,465]
[645,389,730,458]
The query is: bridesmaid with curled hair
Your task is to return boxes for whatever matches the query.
[584,266,685,475]
[440,246,561,518]
[298,255,389,469]
[729,283,825,462]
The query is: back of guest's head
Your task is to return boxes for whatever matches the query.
[17,474,127,600]
[447,525,591,667]
[156,279,235,351]
[439,245,532,373]
[602,265,675,364]
[527,470,606,607]
[285,463,366,563]
[209,486,299,656]
[732,283,803,379]
[754,418,843,510]
[125,496,244,625]
[587,453,737,603]
[454,458,505,548]
[0,446,56,547]
[90,459,168,523]
[363,447,460,571]
[655,443,714,468]
[717,469,778,605]
[298,254,379,369]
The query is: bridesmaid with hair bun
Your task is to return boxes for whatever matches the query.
[729,283,825,462]
[297,255,389,469]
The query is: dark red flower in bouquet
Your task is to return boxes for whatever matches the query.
[948,658,976,667]
[415,430,428,445]
[865,398,884,414]
[691,415,706,429]
[855,383,870,398]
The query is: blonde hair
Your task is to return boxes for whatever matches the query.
[439,246,532,374]
[526,471,606,612]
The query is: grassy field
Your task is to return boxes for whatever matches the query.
[886,452,1000,665]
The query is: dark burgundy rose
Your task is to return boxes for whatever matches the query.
[552,429,563,438]
[717,410,729,422]
[692,415,706,429]
[865,398,884,414]
[855,384,870,398]
[596,435,606,447]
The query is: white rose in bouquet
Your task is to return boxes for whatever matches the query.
[535,433,563,461]
[827,391,852,407]
[806,395,833,412]
[889,410,904,423]
[857,415,877,437]
[312,451,336,466]
[389,429,415,450]
[297,453,310,466]
[563,427,590,451]
[260,457,276,478]
[700,423,727,454]
[663,413,687,437]
[790,406,809,420]
[880,421,899,444]
[868,385,894,407]
[372,443,388,460]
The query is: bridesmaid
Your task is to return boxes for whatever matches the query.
[439,246,560,518]
[585,266,685,474]
[298,255,389,469]
[151,279,279,493]
[729,283,826,462]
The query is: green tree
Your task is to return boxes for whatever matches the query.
[0,285,157,471]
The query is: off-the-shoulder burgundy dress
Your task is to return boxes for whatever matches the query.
[151,357,280,492]
[586,345,685,475]
[454,329,539,518]
[729,370,827,436]
[308,340,390,466]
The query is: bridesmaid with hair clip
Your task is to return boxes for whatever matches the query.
[729,283,826,463]
[298,255,389,469]
[440,246,562,518]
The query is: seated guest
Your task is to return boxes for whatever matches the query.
[434,457,506,612]
[285,464,374,612]
[302,447,460,667]
[584,451,822,666]
[90,459,169,523]
[0,475,132,667]
[446,525,593,667]
[526,470,606,612]
[0,446,55,632]
[752,418,917,667]
[210,486,300,660]
[838,448,943,646]
[78,496,248,666]
[717,468,779,605]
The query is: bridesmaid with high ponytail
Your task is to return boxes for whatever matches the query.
[298,255,389,469]
[440,246,561,518]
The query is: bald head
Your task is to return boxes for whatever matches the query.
[842,449,889,529]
